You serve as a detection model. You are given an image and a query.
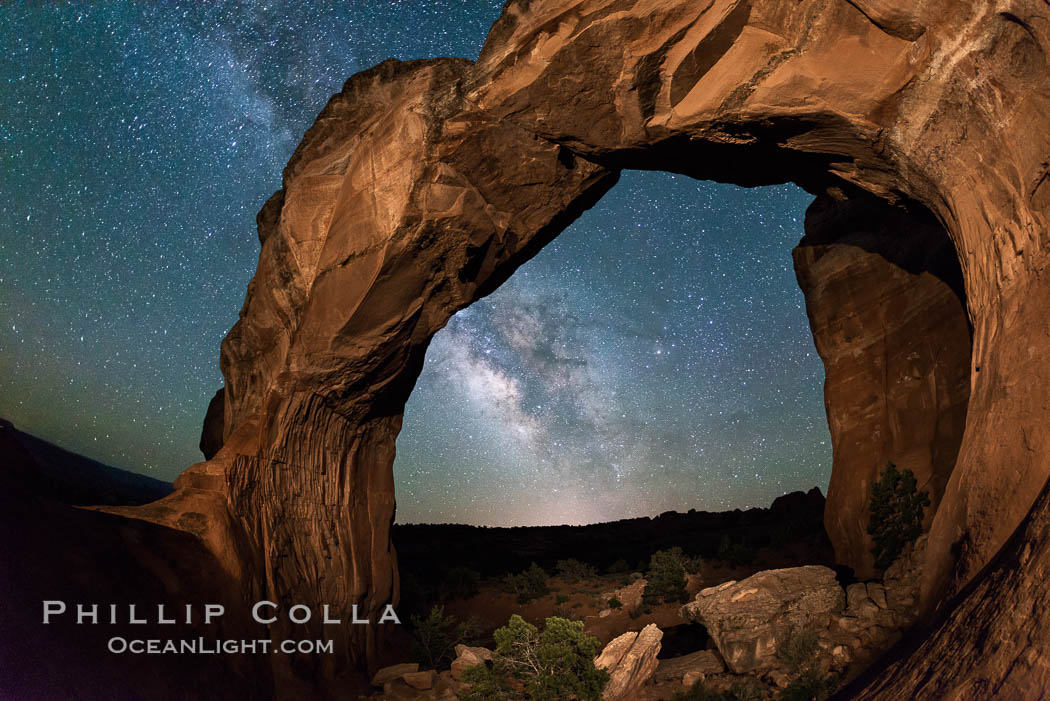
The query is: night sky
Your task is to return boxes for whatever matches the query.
[1,3,829,526]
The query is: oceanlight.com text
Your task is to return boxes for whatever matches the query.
[107,637,335,655]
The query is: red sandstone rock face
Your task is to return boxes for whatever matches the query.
[114,0,1050,695]
[794,193,972,579]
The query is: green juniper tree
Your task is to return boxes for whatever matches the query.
[461,615,608,701]
[867,461,931,570]
[642,548,690,605]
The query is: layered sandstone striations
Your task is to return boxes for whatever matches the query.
[116,0,1050,696]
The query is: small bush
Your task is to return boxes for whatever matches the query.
[409,605,482,670]
[671,680,732,701]
[777,627,819,674]
[556,558,597,583]
[606,558,630,574]
[441,566,481,601]
[718,535,756,566]
[607,596,623,610]
[642,549,689,605]
[505,562,550,604]
[731,678,765,701]
[628,604,644,619]
[461,615,608,701]
[868,461,930,571]
[673,678,767,701]
[777,667,838,701]
[556,593,570,604]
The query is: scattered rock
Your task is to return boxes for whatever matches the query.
[683,566,845,673]
[449,658,477,682]
[594,623,663,700]
[846,583,881,620]
[372,663,419,687]
[454,644,492,663]
[402,670,435,690]
[866,582,888,610]
[450,643,492,680]
[682,670,703,688]
[602,578,646,611]
[654,649,725,682]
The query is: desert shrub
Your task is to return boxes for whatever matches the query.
[409,605,482,670]
[628,604,644,619]
[671,679,733,701]
[673,678,767,701]
[505,562,550,604]
[642,548,689,605]
[868,461,930,570]
[730,678,766,701]
[670,546,704,575]
[777,627,819,674]
[607,596,623,610]
[461,615,608,701]
[556,558,597,583]
[777,667,838,701]
[555,593,570,604]
[441,566,481,601]
[717,535,756,566]
[398,573,430,617]
[606,558,630,574]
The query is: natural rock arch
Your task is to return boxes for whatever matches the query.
[128,0,1050,695]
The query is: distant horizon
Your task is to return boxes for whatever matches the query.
[7,413,824,530]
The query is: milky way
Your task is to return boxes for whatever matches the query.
[1,2,830,526]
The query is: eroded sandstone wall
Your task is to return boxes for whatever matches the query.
[794,193,972,579]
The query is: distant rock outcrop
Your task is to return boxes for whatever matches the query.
[0,419,172,506]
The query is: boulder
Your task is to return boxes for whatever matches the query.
[594,623,663,700]
[402,670,435,690]
[371,663,419,687]
[601,578,646,611]
[866,582,888,610]
[846,583,881,620]
[453,644,492,663]
[450,646,490,681]
[654,649,725,682]
[682,566,845,673]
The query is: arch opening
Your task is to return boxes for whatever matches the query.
[394,173,829,528]
[390,171,973,584]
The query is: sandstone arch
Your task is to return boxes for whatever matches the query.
[140,0,1050,695]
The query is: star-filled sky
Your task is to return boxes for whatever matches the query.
[1,2,830,526]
